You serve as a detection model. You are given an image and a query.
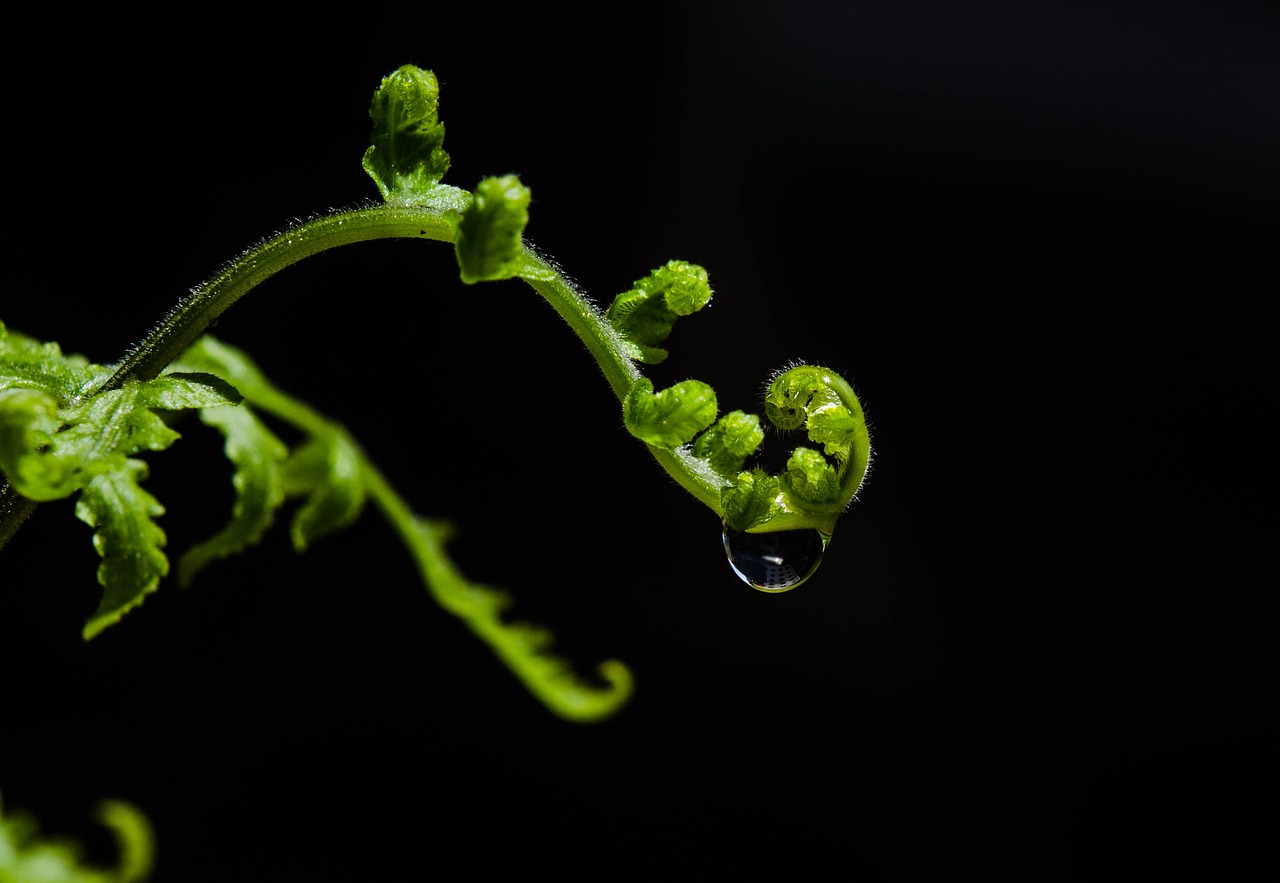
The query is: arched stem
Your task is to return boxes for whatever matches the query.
[1,198,731,549]
[104,205,460,389]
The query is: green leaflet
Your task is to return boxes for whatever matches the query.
[0,387,113,502]
[361,64,451,205]
[807,401,863,460]
[76,461,170,640]
[410,518,633,723]
[605,260,713,364]
[279,432,367,552]
[0,322,107,402]
[166,335,626,720]
[454,174,531,283]
[176,402,288,587]
[783,447,842,506]
[0,370,240,503]
[691,410,765,477]
[0,333,242,638]
[1,326,237,503]
[721,468,782,532]
[168,333,273,400]
[170,335,366,558]
[624,377,718,448]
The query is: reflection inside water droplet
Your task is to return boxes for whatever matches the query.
[722,526,829,593]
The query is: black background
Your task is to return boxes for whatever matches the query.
[2,3,1275,880]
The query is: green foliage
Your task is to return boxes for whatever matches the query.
[721,468,781,532]
[760,364,872,519]
[605,260,714,363]
[410,518,632,722]
[362,64,451,205]
[783,446,842,506]
[766,365,863,460]
[0,65,872,732]
[0,327,239,507]
[171,337,631,721]
[623,377,719,447]
[0,62,878,867]
[691,410,765,477]
[0,325,105,402]
[0,793,154,883]
[0,324,244,638]
[75,461,170,640]
[174,400,287,585]
[454,174,531,283]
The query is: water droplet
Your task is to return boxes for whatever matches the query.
[722,526,828,593]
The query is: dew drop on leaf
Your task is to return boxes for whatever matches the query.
[722,526,829,593]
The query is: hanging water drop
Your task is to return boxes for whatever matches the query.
[722,526,828,593]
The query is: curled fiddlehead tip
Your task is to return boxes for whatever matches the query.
[711,364,871,592]
[761,363,871,515]
[692,363,869,532]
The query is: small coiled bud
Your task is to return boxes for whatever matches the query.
[764,365,842,432]
[762,364,872,518]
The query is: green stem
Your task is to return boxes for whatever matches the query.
[105,204,461,389]
[112,197,728,517]
[517,257,728,515]
[758,508,841,535]
[2,195,729,552]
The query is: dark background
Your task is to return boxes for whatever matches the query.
[2,2,1274,879]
